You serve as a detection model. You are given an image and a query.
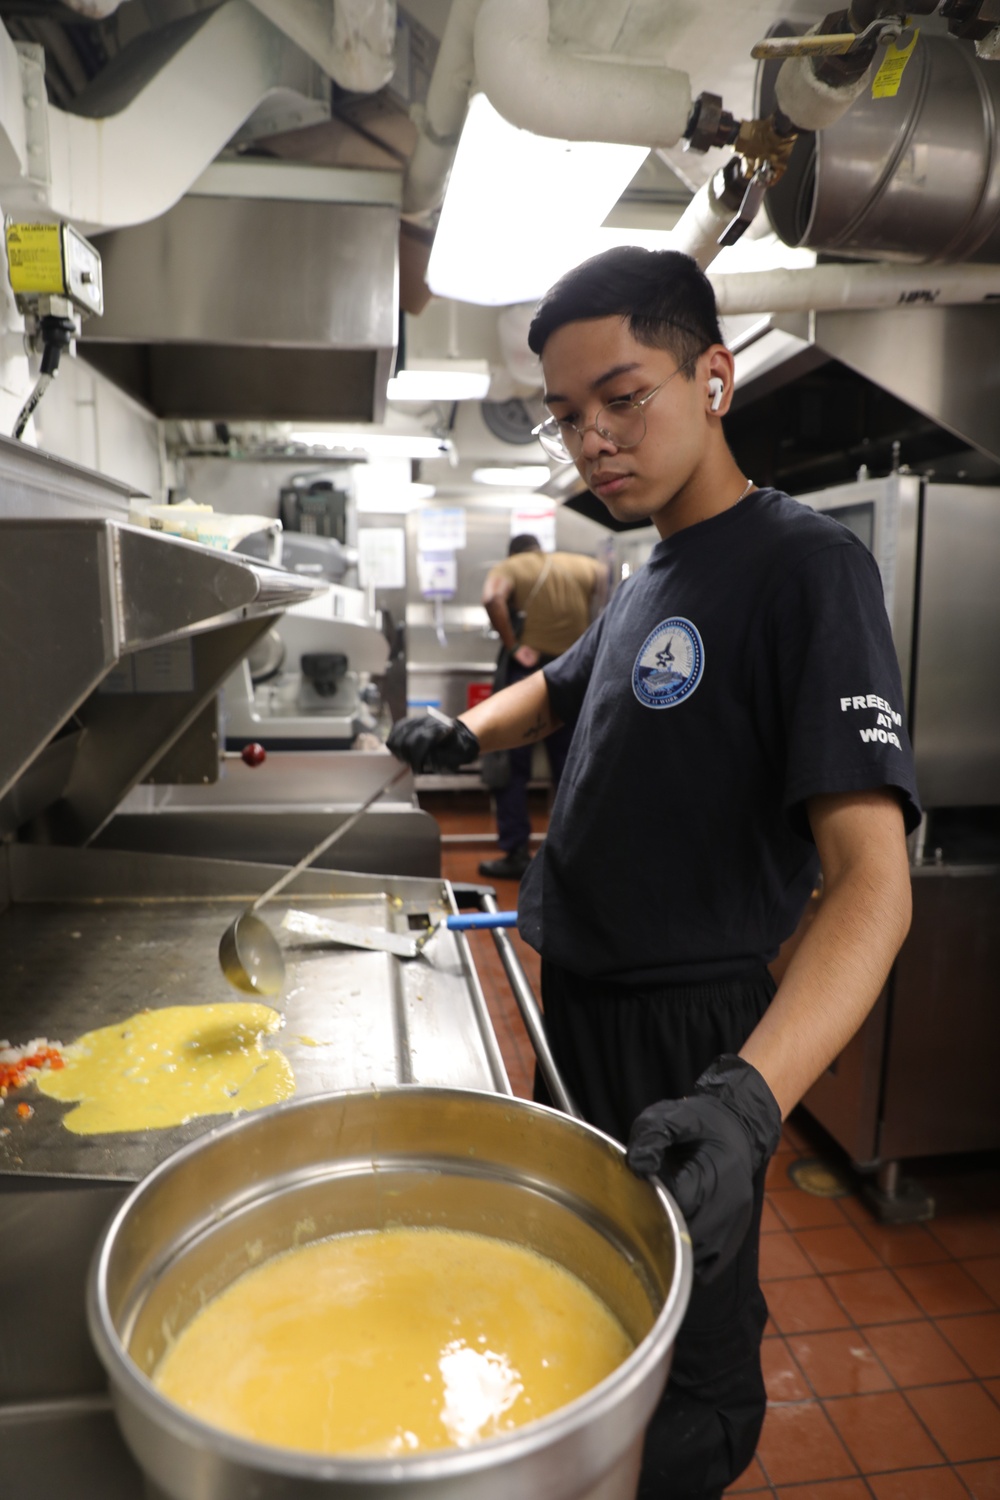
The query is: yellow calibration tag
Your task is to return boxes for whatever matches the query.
[872,28,919,99]
[4,222,66,296]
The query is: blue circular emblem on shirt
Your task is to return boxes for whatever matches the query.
[632,617,705,709]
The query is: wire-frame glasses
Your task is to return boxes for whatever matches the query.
[532,359,696,464]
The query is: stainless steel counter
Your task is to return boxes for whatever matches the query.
[96,751,441,882]
[0,843,512,1500]
[1,845,509,1179]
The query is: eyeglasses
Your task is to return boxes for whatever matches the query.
[532,358,696,465]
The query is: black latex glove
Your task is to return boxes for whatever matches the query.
[627,1055,782,1283]
[386,713,480,774]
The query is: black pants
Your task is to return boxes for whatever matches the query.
[536,960,776,1500]
[494,657,573,853]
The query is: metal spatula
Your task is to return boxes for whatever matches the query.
[281,907,519,961]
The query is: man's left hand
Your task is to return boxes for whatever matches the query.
[513,644,541,669]
[626,1056,782,1282]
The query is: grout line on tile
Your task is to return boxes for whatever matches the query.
[897,1386,962,1468]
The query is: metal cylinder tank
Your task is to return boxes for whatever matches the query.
[764,33,1000,263]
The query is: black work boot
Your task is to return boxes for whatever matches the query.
[478,844,531,880]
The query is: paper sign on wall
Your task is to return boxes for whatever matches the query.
[417,550,457,599]
[358,527,406,589]
[418,506,467,551]
[510,504,556,552]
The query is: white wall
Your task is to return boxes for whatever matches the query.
[0,203,165,500]
[180,456,315,519]
[33,355,165,499]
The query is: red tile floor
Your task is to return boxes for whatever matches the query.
[426,789,1000,1500]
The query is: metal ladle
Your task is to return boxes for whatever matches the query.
[218,762,410,996]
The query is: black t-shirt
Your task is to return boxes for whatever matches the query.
[517,487,921,984]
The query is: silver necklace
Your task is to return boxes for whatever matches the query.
[735,478,754,505]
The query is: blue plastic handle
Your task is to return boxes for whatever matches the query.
[445,911,518,932]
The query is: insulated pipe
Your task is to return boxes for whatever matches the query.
[332,0,397,93]
[249,0,397,95]
[403,0,482,215]
[473,0,692,149]
[775,52,875,129]
[775,24,878,131]
[669,169,738,270]
[709,261,1000,316]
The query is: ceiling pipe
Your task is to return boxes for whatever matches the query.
[774,37,877,132]
[709,261,1000,316]
[403,0,481,215]
[332,0,397,93]
[248,0,397,95]
[669,169,741,270]
[473,0,691,150]
[404,0,693,217]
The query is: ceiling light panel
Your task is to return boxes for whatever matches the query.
[472,466,552,488]
[387,368,492,401]
[428,93,649,306]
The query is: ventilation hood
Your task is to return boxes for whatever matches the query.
[730,302,1000,469]
[78,161,400,423]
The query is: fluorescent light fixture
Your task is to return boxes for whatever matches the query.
[356,483,436,515]
[472,466,551,489]
[428,94,649,306]
[352,459,435,513]
[387,363,491,402]
[288,430,452,460]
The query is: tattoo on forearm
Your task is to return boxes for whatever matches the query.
[523,712,550,741]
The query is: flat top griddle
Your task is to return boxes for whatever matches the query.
[0,846,509,1182]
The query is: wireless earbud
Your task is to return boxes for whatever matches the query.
[708,377,724,412]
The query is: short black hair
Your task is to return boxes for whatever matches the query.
[527,246,723,375]
[508,533,542,556]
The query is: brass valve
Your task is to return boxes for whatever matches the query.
[732,116,799,185]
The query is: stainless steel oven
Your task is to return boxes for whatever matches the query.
[798,475,1000,810]
[791,476,1000,1218]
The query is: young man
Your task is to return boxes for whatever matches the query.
[388,247,919,1499]
[479,532,606,879]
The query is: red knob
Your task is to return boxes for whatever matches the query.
[241,742,266,767]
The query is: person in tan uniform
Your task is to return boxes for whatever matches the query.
[478,533,606,879]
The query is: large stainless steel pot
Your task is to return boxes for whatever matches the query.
[89,1087,692,1500]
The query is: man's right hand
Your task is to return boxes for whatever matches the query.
[626,1056,782,1283]
[387,714,480,774]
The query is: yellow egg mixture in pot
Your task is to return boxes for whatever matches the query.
[153,1226,634,1456]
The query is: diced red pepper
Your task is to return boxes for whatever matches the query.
[0,1044,64,1095]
